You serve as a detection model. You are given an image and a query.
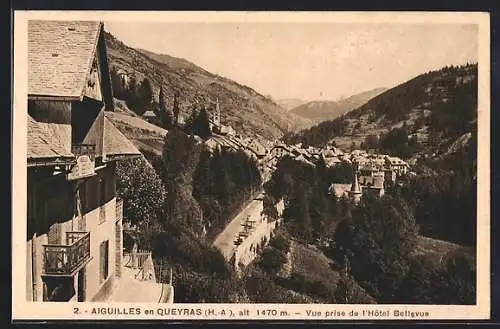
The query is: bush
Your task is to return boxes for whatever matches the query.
[258,247,287,276]
[269,230,291,253]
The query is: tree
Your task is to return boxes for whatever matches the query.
[269,229,291,253]
[328,161,354,184]
[138,78,153,111]
[172,92,180,127]
[192,108,212,139]
[161,128,204,235]
[334,257,358,303]
[397,256,445,304]
[332,193,419,302]
[259,247,287,276]
[262,195,278,222]
[365,134,380,150]
[158,86,173,129]
[110,66,125,99]
[116,156,167,247]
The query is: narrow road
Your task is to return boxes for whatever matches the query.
[212,191,264,261]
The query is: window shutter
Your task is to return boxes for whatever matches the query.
[104,241,109,279]
[100,241,109,282]
[100,242,105,282]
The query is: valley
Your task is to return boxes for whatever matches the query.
[103,29,477,305]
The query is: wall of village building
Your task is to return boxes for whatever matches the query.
[26,163,122,302]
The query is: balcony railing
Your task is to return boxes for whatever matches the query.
[43,231,91,276]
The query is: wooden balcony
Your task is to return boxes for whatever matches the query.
[43,232,91,276]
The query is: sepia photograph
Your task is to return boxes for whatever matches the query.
[12,10,490,320]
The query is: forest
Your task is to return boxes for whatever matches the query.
[262,155,476,304]
[116,127,262,302]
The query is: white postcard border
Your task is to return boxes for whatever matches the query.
[12,10,491,321]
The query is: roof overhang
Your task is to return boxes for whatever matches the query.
[103,154,142,162]
[27,157,76,167]
[28,95,81,102]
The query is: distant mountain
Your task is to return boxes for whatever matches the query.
[104,32,311,141]
[284,64,478,161]
[276,98,308,111]
[289,88,387,122]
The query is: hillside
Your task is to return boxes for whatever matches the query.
[108,98,167,155]
[285,64,478,161]
[104,32,312,141]
[290,88,387,122]
[276,98,307,111]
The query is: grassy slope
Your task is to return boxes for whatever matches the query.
[108,98,167,155]
[290,241,377,303]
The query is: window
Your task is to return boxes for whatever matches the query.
[99,240,109,283]
[98,176,106,224]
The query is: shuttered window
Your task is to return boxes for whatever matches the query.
[99,240,109,283]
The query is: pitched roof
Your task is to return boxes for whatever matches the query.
[27,115,74,164]
[103,116,142,159]
[83,110,141,160]
[28,20,102,98]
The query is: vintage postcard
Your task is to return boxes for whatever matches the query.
[12,10,490,321]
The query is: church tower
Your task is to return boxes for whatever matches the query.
[214,97,221,127]
[349,162,362,205]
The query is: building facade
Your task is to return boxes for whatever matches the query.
[26,20,143,302]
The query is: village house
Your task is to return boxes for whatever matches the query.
[361,171,385,198]
[385,156,410,176]
[26,20,172,303]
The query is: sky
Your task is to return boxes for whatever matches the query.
[104,22,478,102]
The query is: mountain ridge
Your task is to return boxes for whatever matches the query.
[284,63,478,162]
[104,31,312,141]
[289,87,387,122]
[276,98,308,111]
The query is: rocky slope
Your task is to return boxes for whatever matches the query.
[104,31,312,141]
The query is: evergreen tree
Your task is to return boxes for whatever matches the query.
[334,256,357,303]
[110,66,124,99]
[136,78,153,115]
[192,108,212,140]
[333,194,419,302]
[173,92,180,127]
[158,86,173,129]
